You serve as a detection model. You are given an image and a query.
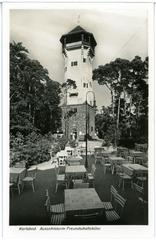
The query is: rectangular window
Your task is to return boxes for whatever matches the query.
[83,83,88,88]
[91,126,94,132]
[71,61,78,66]
[83,58,86,63]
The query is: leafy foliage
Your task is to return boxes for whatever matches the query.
[10,42,62,165]
[10,41,61,135]
[94,56,148,146]
[10,132,51,167]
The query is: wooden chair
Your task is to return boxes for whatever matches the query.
[95,155,103,165]
[45,189,65,214]
[73,182,89,189]
[133,183,148,204]
[73,211,101,223]
[133,183,148,221]
[136,172,148,187]
[133,156,144,165]
[50,213,65,225]
[22,167,37,192]
[103,185,118,211]
[10,174,21,195]
[55,166,67,192]
[105,193,127,222]
[119,173,133,190]
[103,157,111,174]
[87,164,96,187]
[44,194,65,225]
[73,179,83,184]
[116,165,133,190]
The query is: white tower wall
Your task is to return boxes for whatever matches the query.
[64,42,94,106]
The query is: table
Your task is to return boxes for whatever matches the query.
[65,188,103,216]
[129,150,144,164]
[95,151,113,164]
[67,156,82,166]
[65,165,86,178]
[117,147,129,157]
[122,163,148,176]
[10,167,26,181]
[109,156,126,174]
[10,167,25,174]
[135,143,148,152]
[129,150,143,157]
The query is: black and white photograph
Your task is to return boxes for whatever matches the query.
[1,1,155,239]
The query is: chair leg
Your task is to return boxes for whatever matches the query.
[32,181,35,192]
[18,184,21,195]
[55,182,58,193]
[118,178,121,187]
[122,180,124,190]
[131,180,133,189]
[22,182,24,192]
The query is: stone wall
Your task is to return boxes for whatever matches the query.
[61,103,95,140]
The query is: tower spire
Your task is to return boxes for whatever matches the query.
[77,14,80,25]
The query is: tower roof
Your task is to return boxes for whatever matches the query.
[68,25,87,34]
[60,25,97,48]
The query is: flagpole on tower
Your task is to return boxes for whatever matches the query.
[77,14,80,25]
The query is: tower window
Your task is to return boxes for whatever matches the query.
[83,58,86,63]
[83,83,88,88]
[71,61,78,66]
[91,126,94,132]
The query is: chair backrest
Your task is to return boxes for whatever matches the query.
[95,156,102,163]
[10,173,20,185]
[116,165,124,175]
[110,185,118,202]
[134,156,143,164]
[27,167,37,179]
[103,156,110,164]
[45,189,49,197]
[44,196,51,212]
[91,164,96,175]
[69,162,80,166]
[74,211,100,221]
[114,193,127,217]
[133,183,143,194]
[73,182,89,189]
[73,179,83,184]
[121,151,129,160]
[54,165,59,175]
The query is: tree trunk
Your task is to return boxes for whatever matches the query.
[116,70,121,146]
[116,95,121,146]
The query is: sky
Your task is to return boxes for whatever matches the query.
[10,4,148,109]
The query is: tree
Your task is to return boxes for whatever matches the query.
[10,41,62,135]
[93,56,148,146]
[95,107,115,146]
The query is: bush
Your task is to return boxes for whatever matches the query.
[57,135,68,150]
[10,132,52,167]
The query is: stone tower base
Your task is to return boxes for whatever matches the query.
[61,103,96,141]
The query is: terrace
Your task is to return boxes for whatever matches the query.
[10,149,148,226]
